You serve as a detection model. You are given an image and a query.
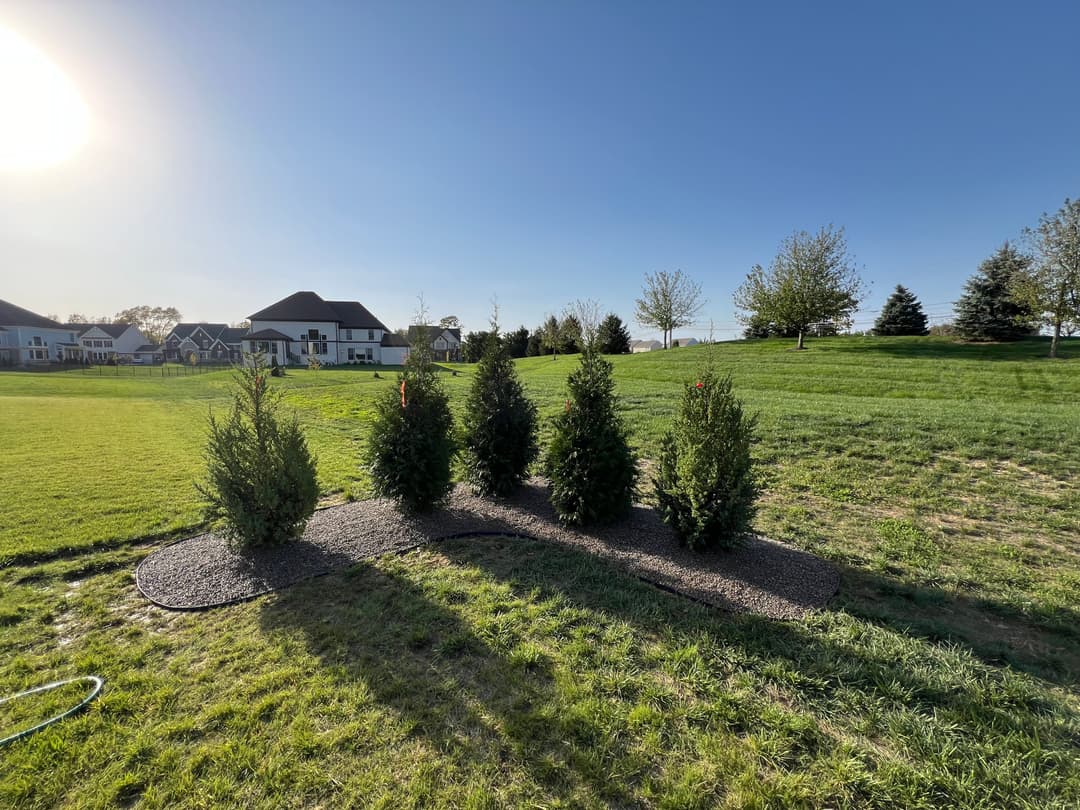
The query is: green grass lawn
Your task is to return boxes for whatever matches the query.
[1,337,1078,808]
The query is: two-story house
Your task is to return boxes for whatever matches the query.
[243,291,408,366]
[0,299,83,365]
[164,324,246,363]
[71,323,149,363]
[406,325,462,362]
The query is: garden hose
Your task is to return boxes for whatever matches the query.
[0,675,104,747]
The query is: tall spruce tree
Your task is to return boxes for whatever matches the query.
[873,285,929,336]
[460,323,539,497]
[596,313,632,354]
[954,244,1037,341]
[545,350,637,525]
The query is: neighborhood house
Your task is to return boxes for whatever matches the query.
[243,291,409,366]
[0,299,83,365]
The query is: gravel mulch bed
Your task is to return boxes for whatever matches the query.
[136,479,839,619]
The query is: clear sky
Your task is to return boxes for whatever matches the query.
[3,1,1079,339]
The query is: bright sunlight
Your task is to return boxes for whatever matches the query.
[0,24,89,172]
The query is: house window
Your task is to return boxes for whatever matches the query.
[365,347,373,361]
[348,348,355,361]
[32,336,42,346]
[367,329,374,341]
[307,329,319,340]
[105,340,113,348]
[345,329,352,341]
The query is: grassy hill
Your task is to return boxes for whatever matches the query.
[1,337,1078,807]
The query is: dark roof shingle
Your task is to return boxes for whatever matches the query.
[0,299,65,330]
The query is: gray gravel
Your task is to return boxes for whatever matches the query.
[136,479,839,618]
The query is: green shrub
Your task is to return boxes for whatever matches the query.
[545,349,637,525]
[461,327,538,496]
[366,329,455,511]
[654,368,757,551]
[198,356,319,548]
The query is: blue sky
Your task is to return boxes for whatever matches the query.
[3,1,1079,339]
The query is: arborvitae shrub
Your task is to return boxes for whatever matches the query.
[545,350,637,525]
[366,331,455,511]
[655,368,757,551]
[198,355,319,547]
[461,328,538,496]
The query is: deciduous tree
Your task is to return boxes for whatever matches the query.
[113,305,182,345]
[635,270,705,349]
[1016,198,1080,358]
[734,225,865,349]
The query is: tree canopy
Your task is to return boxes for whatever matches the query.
[113,305,182,345]
[634,270,705,349]
[596,313,631,354]
[873,285,929,336]
[1016,198,1080,357]
[954,243,1036,342]
[734,225,865,349]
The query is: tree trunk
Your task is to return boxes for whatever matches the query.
[796,330,805,350]
[1050,320,1061,359]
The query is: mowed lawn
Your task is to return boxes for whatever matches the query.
[1,337,1079,808]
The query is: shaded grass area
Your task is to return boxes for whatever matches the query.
[1,538,1078,809]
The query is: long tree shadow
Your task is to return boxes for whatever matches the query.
[259,557,655,805]
[260,535,1079,806]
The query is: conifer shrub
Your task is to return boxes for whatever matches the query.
[366,329,455,511]
[654,368,757,551]
[545,349,637,525]
[461,327,539,496]
[198,355,319,548]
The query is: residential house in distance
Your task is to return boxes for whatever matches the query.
[70,323,150,363]
[164,323,246,363]
[406,325,462,362]
[671,337,700,348]
[0,299,83,365]
[630,339,663,353]
[243,291,409,366]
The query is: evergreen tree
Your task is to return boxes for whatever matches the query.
[545,350,637,525]
[559,314,583,354]
[198,354,319,548]
[655,368,757,551]
[596,313,632,354]
[462,331,492,363]
[526,330,544,357]
[873,285,929,336]
[461,325,539,496]
[503,326,530,359]
[366,326,455,511]
[954,244,1037,341]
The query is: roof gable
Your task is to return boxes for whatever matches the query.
[326,301,388,331]
[0,299,64,330]
[249,291,340,323]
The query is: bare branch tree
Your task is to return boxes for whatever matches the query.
[564,298,603,351]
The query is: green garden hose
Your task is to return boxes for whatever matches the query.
[0,675,104,747]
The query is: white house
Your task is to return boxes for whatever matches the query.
[164,324,246,363]
[406,325,462,362]
[0,299,83,365]
[244,291,408,366]
[630,339,663,353]
[671,337,700,348]
[71,323,149,363]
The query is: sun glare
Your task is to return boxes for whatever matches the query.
[0,25,90,172]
